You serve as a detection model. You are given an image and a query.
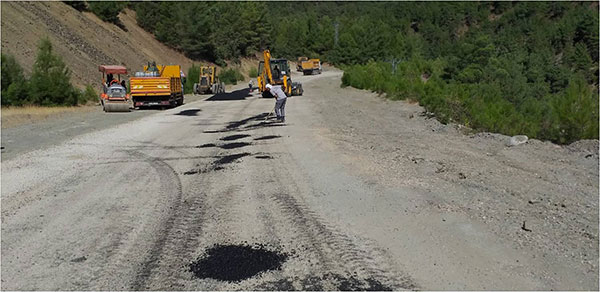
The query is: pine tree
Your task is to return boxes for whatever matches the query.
[1,53,29,106]
[88,1,127,24]
[29,38,80,106]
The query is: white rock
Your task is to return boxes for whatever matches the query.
[508,135,529,146]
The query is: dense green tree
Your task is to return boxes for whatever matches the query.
[29,38,81,106]
[88,1,127,24]
[1,53,29,106]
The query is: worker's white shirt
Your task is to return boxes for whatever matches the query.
[270,85,287,100]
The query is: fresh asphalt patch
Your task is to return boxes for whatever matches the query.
[206,89,251,102]
[255,155,273,159]
[213,152,252,165]
[254,135,281,141]
[175,109,202,116]
[220,134,251,141]
[189,244,288,282]
[219,142,251,150]
[195,142,252,150]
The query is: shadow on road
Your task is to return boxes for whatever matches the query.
[175,109,202,116]
[206,89,251,101]
[202,112,288,134]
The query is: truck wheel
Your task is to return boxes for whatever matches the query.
[193,83,199,95]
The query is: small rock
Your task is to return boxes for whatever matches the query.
[71,256,87,263]
[507,135,528,147]
[458,172,466,179]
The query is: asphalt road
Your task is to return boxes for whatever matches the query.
[1,70,597,290]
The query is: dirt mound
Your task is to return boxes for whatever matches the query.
[1,2,194,88]
[567,139,599,154]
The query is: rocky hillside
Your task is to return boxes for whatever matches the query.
[1,1,194,88]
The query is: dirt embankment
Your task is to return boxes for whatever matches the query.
[1,2,194,89]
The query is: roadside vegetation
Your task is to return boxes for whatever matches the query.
[248,67,258,78]
[1,38,97,107]
[184,65,201,94]
[336,2,598,144]
[218,68,244,85]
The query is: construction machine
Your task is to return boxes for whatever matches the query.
[98,65,131,112]
[257,50,303,98]
[130,62,184,108]
[193,66,225,94]
[297,56,308,72]
[301,58,322,75]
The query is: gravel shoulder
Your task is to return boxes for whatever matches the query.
[1,69,597,290]
[1,93,213,161]
[302,68,599,289]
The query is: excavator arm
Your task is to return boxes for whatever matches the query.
[263,50,274,85]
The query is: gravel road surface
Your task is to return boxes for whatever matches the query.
[1,94,209,161]
[1,69,597,290]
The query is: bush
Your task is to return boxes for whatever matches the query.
[80,85,98,105]
[1,53,28,106]
[185,65,200,93]
[63,1,87,11]
[219,68,244,85]
[551,76,599,143]
[88,1,127,24]
[28,38,82,106]
[248,67,258,78]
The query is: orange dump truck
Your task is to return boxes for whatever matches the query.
[130,62,184,108]
[301,59,322,75]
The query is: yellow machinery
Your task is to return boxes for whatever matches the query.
[130,62,184,108]
[297,56,308,72]
[257,50,303,98]
[301,59,322,75]
[193,66,225,94]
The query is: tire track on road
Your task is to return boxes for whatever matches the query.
[128,150,186,290]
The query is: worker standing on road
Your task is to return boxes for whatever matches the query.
[265,83,287,123]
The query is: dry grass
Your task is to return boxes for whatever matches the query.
[1,105,96,128]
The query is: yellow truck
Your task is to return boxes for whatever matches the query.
[130,62,184,108]
[297,56,308,72]
[301,58,322,75]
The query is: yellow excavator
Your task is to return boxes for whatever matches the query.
[257,50,303,98]
[193,66,225,94]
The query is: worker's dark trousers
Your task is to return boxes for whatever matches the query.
[275,98,286,119]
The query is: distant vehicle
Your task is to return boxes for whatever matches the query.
[193,66,225,94]
[257,50,303,98]
[301,59,322,75]
[130,62,184,108]
[98,65,131,112]
[297,56,308,72]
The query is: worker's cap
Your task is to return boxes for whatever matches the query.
[266,84,272,89]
